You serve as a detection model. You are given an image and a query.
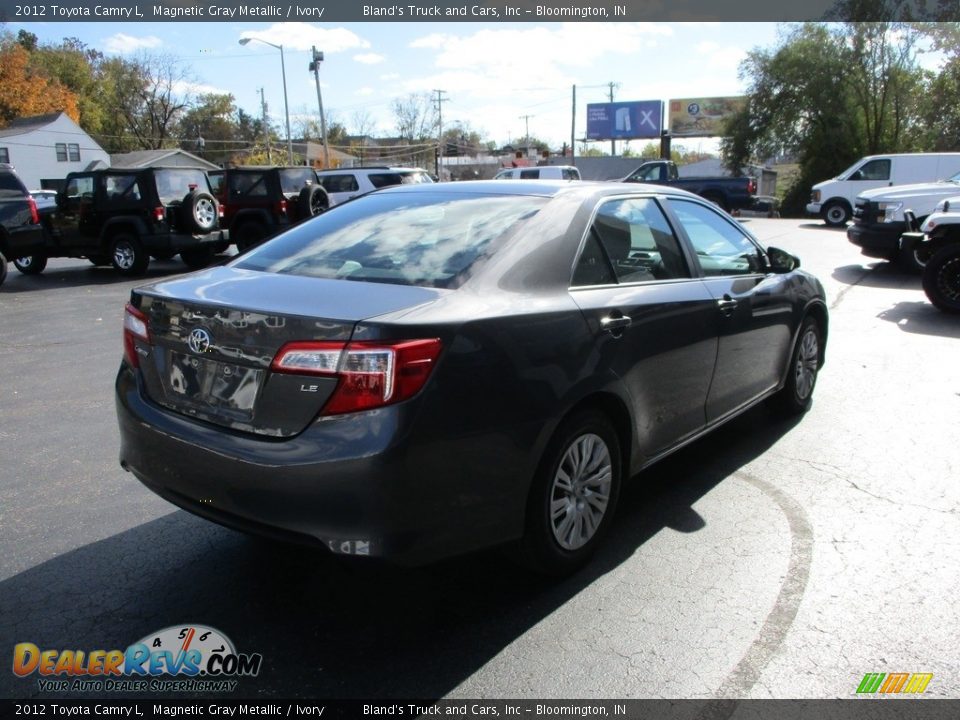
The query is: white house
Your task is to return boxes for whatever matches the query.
[0,112,109,191]
[110,148,220,171]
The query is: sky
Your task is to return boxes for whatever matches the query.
[8,21,789,152]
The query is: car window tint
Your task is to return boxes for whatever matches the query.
[155,169,211,204]
[520,169,539,179]
[571,234,616,287]
[368,173,404,188]
[589,197,690,283]
[208,172,225,196]
[669,199,764,276]
[66,176,95,199]
[0,172,24,197]
[234,192,546,289]
[230,172,267,198]
[562,168,580,180]
[320,175,360,193]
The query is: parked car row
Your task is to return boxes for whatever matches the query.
[0,163,433,284]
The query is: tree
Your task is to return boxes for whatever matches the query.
[177,93,240,165]
[30,37,105,134]
[0,42,79,124]
[722,22,926,215]
[392,93,437,141]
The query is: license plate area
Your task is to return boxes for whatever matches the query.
[162,350,263,421]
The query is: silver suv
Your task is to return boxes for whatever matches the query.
[316,166,433,206]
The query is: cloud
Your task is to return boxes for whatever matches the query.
[239,23,370,53]
[103,33,163,54]
[354,53,386,65]
[172,80,229,97]
[355,87,375,96]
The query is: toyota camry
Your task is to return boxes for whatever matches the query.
[116,181,827,574]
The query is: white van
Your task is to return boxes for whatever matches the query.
[807,153,960,226]
[494,165,581,180]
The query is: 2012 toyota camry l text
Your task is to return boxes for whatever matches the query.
[116,180,827,574]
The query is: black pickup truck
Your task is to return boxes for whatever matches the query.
[621,160,758,213]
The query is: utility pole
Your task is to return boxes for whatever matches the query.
[309,47,330,168]
[433,89,448,179]
[607,81,619,157]
[571,85,576,166]
[519,114,533,144]
[259,88,271,164]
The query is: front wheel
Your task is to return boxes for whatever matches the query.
[14,253,47,275]
[518,409,621,575]
[922,244,960,314]
[109,234,149,277]
[770,317,821,416]
[822,201,850,227]
[0,251,7,286]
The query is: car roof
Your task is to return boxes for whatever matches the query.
[373,178,705,202]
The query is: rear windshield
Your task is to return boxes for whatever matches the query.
[234,191,546,288]
[279,168,319,194]
[154,169,211,204]
[368,171,433,189]
[0,171,26,198]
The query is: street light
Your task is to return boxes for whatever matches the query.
[239,37,293,165]
[309,47,329,169]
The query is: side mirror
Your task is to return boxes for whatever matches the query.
[767,245,800,273]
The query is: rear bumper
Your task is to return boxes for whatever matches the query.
[115,366,528,565]
[2,224,45,258]
[846,221,904,259]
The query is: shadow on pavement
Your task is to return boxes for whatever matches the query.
[877,301,960,338]
[0,405,802,701]
[831,263,922,290]
[797,223,847,232]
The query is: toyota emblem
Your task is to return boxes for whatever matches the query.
[187,327,213,354]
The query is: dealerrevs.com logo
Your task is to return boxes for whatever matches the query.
[856,672,934,696]
[12,625,262,693]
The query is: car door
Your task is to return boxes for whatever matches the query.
[569,195,719,460]
[48,174,98,249]
[664,198,795,422]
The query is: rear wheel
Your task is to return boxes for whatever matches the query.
[235,221,268,252]
[180,246,215,270]
[518,409,621,575]
[922,244,960,314]
[110,233,149,276]
[0,251,7,286]
[822,201,851,227]
[13,253,47,275]
[770,317,821,416]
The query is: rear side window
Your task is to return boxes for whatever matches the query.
[573,197,690,286]
[562,168,581,180]
[319,174,360,193]
[520,169,540,179]
[235,192,546,289]
[228,172,267,198]
[104,175,141,203]
[208,172,225,196]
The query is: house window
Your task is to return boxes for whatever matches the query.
[0,148,8,164]
[56,143,67,162]
[68,143,80,162]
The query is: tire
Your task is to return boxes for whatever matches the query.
[109,233,149,277]
[298,185,329,220]
[702,193,728,213]
[822,201,851,227]
[0,251,7,287]
[183,191,218,233]
[180,246,215,270]
[922,244,960,314]
[14,253,47,275]
[517,409,622,576]
[235,221,268,252]
[151,251,177,261]
[770,317,821,416]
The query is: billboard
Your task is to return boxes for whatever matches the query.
[586,101,663,140]
[668,97,746,137]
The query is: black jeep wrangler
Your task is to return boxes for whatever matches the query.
[208,166,329,252]
[0,164,45,287]
[13,167,228,278]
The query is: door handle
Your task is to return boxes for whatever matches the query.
[717,295,738,316]
[601,314,632,334]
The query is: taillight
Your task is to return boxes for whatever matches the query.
[275,199,288,216]
[153,206,165,223]
[271,338,442,415]
[123,304,151,368]
[27,196,39,224]
[747,178,756,195]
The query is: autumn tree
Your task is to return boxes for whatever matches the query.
[0,41,79,124]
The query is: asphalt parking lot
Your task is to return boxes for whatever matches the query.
[1,219,958,700]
